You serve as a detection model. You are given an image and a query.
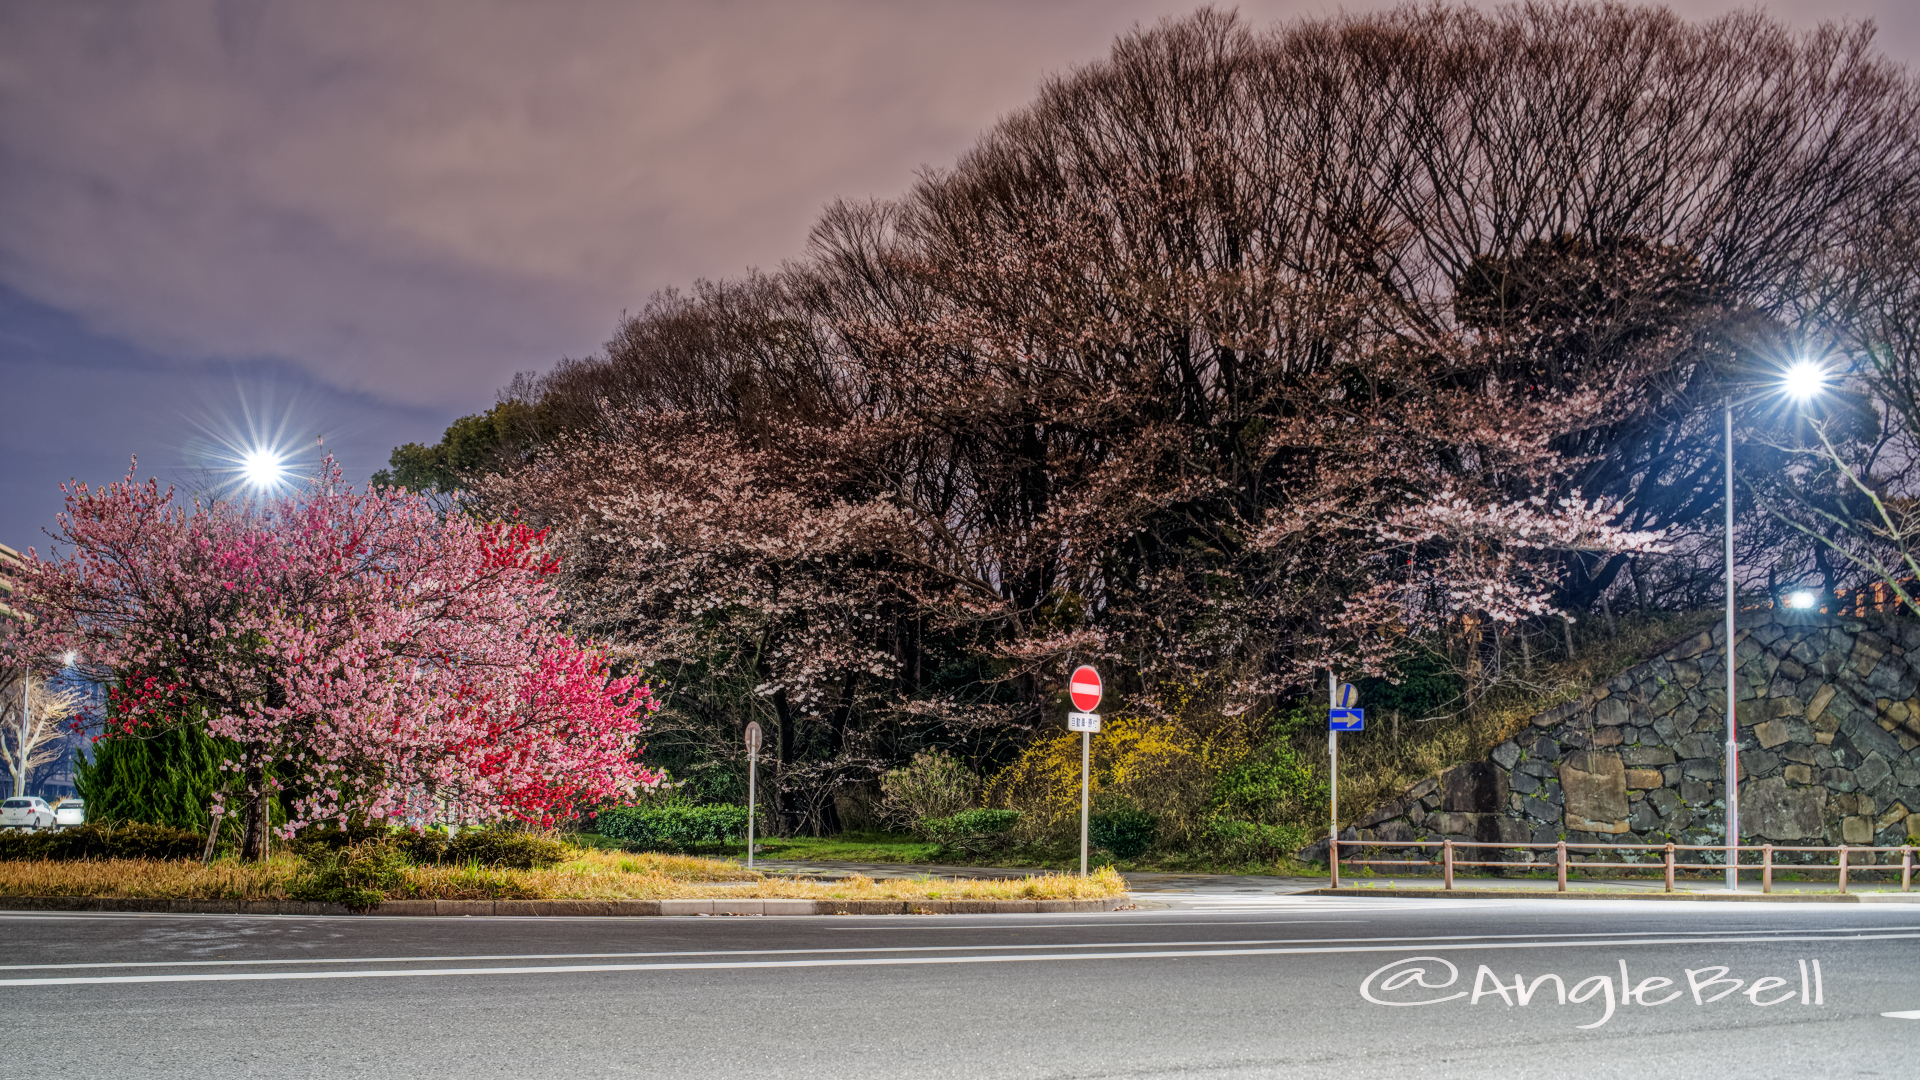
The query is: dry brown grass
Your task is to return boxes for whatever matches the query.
[0,856,302,899]
[0,848,1126,902]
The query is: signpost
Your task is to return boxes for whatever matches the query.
[1069,664,1102,876]
[744,721,763,870]
[1328,678,1361,888]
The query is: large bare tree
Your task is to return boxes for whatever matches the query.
[452,3,1920,800]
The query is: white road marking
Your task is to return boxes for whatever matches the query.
[835,919,1373,930]
[6,925,1904,973]
[1882,1010,1920,1019]
[3,931,1912,987]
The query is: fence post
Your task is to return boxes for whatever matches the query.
[201,807,223,867]
[1556,840,1567,892]
[1330,837,1341,890]
[1443,840,1455,891]
[1838,845,1849,895]
[1763,844,1773,894]
[1904,846,1913,893]
[1664,842,1675,893]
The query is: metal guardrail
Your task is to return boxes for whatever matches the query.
[1331,838,1916,894]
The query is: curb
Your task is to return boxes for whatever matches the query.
[1308,887,1920,903]
[0,896,1127,917]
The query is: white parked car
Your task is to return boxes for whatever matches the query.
[53,799,84,828]
[0,797,55,831]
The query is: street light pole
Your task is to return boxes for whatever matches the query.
[1715,360,1831,891]
[14,665,29,799]
[1724,401,1741,891]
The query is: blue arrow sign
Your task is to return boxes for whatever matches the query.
[1329,708,1365,732]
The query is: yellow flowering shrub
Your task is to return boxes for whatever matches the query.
[987,712,1261,846]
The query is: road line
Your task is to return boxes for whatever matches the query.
[4,931,1914,987]
[6,924,1908,973]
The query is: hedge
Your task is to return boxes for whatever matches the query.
[0,822,205,861]
[594,805,749,851]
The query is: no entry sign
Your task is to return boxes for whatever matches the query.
[1069,665,1103,712]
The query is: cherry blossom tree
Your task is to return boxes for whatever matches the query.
[9,459,660,858]
[401,3,1918,802]
[478,416,919,833]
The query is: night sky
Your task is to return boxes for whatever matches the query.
[4,0,1917,551]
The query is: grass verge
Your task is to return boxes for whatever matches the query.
[0,849,1125,902]
[692,832,1314,877]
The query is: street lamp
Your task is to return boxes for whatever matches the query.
[1723,359,1829,890]
[13,663,26,800]
[241,448,288,490]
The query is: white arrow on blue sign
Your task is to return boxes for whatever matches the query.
[1329,708,1365,731]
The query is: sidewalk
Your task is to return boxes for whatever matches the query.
[755,858,1323,897]
[1319,873,1920,901]
[753,858,1920,904]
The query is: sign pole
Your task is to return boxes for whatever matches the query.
[744,721,763,871]
[1079,729,1090,876]
[1067,664,1104,878]
[1328,670,1338,889]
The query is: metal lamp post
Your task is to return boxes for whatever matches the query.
[13,665,26,799]
[1722,360,1829,890]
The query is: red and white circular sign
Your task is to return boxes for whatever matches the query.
[1069,665,1103,712]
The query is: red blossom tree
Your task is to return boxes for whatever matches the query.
[9,459,660,858]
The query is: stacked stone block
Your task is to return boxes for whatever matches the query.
[1351,609,1920,865]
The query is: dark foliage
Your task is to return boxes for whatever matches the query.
[922,808,1022,854]
[73,722,239,833]
[594,805,750,852]
[0,822,205,862]
[289,840,409,909]
[1089,808,1158,859]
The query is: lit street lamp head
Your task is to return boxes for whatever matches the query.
[1786,590,1817,610]
[1782,360,1829,401]
[242,448,288,489]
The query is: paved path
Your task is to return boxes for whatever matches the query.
[1,891,1915,1077]
[753,857,1920,904]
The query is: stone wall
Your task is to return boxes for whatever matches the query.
[1350,608,1920,863]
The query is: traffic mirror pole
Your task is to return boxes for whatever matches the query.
[1328,670,1338,889]
[744,721,763,871]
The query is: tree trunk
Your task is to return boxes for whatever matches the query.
[772,689,803,836]
[241,760,272,862]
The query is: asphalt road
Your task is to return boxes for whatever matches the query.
[1,895,1916,1079]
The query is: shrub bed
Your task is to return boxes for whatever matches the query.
[595,805,749,852]
[923,809,1021,855]
[1089,809,1157,859]
[0,823,205,862]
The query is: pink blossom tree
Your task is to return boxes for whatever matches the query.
[10,459,660,859]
